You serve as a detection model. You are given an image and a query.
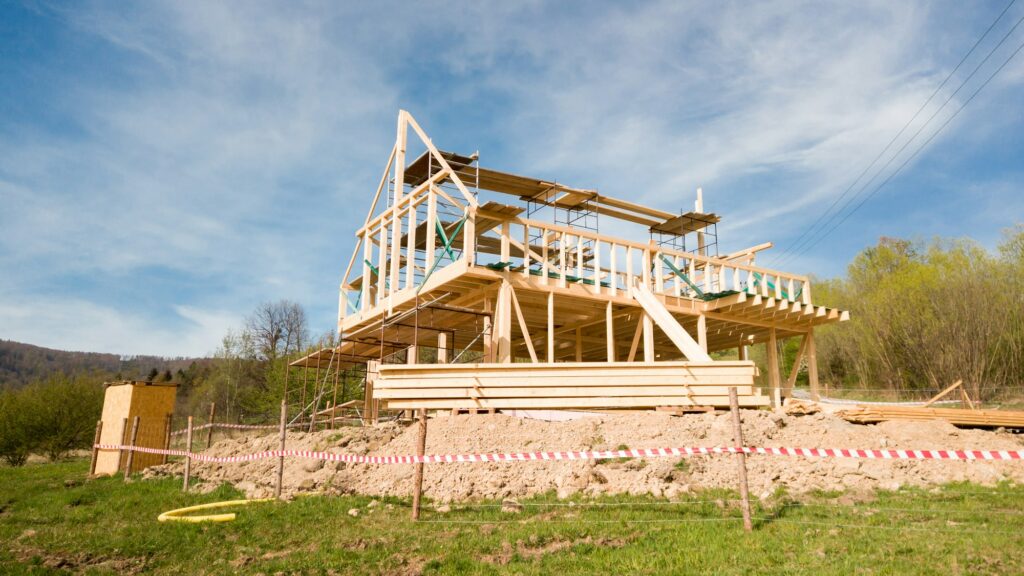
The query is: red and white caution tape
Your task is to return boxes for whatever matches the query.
[94,444,1024,465]
[169,422,309,436]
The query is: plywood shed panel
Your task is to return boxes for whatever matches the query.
[93,381,177,476]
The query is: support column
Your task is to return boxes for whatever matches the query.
[437,333,448,364]
[364,360,379,425]
[642,313,655,362]
[696,314,708,353]
[546,292,555,362]
[482,314,493,363]
[605,302,615,362]
[766,328,781,407]
[807,329,820,401]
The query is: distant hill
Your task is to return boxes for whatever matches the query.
[0,339,210,390]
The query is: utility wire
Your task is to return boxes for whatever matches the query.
[768,0,1020,267]
[781,32,1024,265]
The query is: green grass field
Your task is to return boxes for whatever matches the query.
[1,459,1022,575]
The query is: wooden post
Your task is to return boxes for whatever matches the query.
[437,332,448,364]
[365,361,379,425]
[162,413,173,465]
[123,416,140,481]
[205,402,216,450]
[411,409,428,520]
[696,314,708,353]
[117,417,128,473]
[88,420,103,476]
[729,387,753,532]
[766,328,781,408]
[183,416,194,491]
[807,329,820,401]
[331,366,340,430]
[275,400,287,499]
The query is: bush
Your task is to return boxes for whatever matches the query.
[0,374,104,465]
[0,389,34,466]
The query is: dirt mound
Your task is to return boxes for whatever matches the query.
[146,410,1024,501]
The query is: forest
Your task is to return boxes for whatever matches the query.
[1,227,1021,465]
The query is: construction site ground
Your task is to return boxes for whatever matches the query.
[147,410,1024,501]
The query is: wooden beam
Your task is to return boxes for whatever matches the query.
[632,284,712,361]
[806,329,819,400]
[783,334,808,397]
[509,286,538,363]
[606,301,615,362]
[766,328,781,407]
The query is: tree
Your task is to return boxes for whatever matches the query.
[245,300,309,362]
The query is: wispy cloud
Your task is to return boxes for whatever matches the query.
[1,0,1021,355]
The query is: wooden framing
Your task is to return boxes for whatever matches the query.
[296,111,851,419]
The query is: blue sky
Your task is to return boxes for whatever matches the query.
[1,1,1022,357]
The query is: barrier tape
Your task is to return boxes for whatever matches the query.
[95,444,1024,465]
[169,422,309,436]
[169,416,358,434]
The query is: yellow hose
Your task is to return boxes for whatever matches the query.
[158,498,274,523]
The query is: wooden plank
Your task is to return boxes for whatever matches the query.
[376,375,755,389]
[632,284,712,361]
[384,395,771,410]
[509,286,538,363]
[377,385,758,399]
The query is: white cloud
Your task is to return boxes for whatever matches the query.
[1,0,1022,355]
[0,297,237,357]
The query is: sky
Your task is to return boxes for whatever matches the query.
[1,0,1022,357]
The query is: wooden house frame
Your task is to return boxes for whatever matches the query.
[287,110,849,422]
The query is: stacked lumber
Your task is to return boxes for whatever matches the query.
[840,406,1024,429]
[373,361,769,410]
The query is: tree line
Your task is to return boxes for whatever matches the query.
[810,225,1023,401]
[1,228,1021,465]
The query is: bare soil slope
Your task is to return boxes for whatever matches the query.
[147,411,1024,501]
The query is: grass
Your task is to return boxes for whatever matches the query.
[1,459,1023,575]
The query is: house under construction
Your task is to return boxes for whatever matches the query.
[286,110,849,425]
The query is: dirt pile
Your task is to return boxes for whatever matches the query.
[145,410,1024,501]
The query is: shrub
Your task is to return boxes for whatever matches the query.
[0,374,104,465]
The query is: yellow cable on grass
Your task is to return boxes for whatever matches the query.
[158,498,274,523]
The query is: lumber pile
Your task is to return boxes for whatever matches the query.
[840,406,1024,429]
[373,361,770,410]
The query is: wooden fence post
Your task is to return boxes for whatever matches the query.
[123,416,140,481]
[411,409,428,520]
[183,416,194,491]
[117,417,128,473]
[88,420,103,476]
[729,387,753,532]
[206,402,216,449]
[275,400,287,499]
[162,413,173,465]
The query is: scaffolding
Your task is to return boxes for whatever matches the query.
[287,110,849,425]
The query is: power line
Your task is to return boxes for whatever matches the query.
[768,0,1021,267]
[785,35,1024,259]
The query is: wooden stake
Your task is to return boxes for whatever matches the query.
[162,413,172,465]
[276,400,287,499]
[117,417,128,473]
[183,416,194,492]
[411,409,428,520]
[123,416,140,481]
[89,420,103,476]
[729,387,753,532]
[205,402,216,449]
